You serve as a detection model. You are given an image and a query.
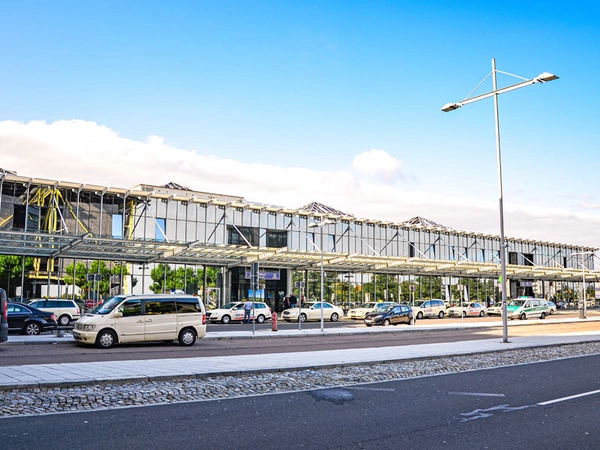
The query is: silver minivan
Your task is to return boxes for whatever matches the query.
[73,294,206,348]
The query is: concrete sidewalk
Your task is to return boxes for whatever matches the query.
[1,318,600,389]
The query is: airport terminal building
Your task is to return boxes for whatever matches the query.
[0,169,598,310]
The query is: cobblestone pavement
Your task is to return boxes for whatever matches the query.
[2,342,600,419]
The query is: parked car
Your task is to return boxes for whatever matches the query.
[507,298,548,320]
[73,294,206,348]
[414,299,447,319]
[27,299,81,326]
[0,288,8,343]
[364,304,415,327]
[85,299,103,309]
[207,301,272,324]
[446,302,487,318]
[486,302,504,317]
[347,301,397,320]
[282,302,343,322]
[547,301,557,315]
[7,302,58,335]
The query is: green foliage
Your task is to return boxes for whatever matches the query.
[149,264,218,294]
[361,274,399,303]
[63,260,130,298]
[0,255,34,296]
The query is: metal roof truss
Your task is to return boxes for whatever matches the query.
[0,230,597,282]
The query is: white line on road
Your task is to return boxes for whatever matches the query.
[449,391,506,397]
[538,389,600,406]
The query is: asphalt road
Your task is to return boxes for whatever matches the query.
[2,351,599,449]
[1,316,598,366]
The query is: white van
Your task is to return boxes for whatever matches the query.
[28,299,81,326]
[506,297,549,320]
[73,294,206,348]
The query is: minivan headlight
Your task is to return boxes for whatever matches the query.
[81,324,96,331]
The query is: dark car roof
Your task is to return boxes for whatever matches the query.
[8,302,56,317]
[364,305,412,316]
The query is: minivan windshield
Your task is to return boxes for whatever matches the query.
[508,299,525,306]
[93,296,126,315]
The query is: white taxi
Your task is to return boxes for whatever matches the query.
[446,302,487,318]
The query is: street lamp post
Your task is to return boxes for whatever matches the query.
[442,59,558,343]
[571,250,594,319]
[308,220,333,332]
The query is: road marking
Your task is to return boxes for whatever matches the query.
[538,389,600,406]
[460,404,531,421]
[449,391,505,397]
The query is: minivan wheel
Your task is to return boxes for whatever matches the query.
[24,322,41,335]
[438,311,444,319]
[417,311,423,319]
[58,314,71,326]
[256,315,265,324]
[96,330,116,349]
[178,328,197,346]
[540,312,546,319]
[520,312,527,320]
[221,315,231,324]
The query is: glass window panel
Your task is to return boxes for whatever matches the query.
[156,218,166,242]
[112,214,123,239]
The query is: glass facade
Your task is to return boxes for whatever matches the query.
[0,173,597,308]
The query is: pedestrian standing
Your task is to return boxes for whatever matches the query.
[283,296,290,310]
[243,299,253,324]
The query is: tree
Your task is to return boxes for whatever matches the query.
[149,264,218,294]
[362,274,399,303]
[64,260,130,298]
[0,255,34,297]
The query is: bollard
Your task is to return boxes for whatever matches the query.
[271,311,278,332]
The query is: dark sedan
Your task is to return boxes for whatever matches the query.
[364,304,415,327]
[7,302,58,335]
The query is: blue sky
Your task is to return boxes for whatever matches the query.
[1,1,599,249]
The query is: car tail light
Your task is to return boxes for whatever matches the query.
[50,313,56,321]
[202,313,206,325]
[2,300,6,320]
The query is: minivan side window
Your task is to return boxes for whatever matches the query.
[176,298,201,313]
[145,299,176,315]
[121,299,143,317]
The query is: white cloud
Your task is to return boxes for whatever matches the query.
[351,149,410,182]
[1,119,599,249]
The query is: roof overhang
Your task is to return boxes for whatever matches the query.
[1,230,598,282]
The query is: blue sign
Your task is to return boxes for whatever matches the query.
[245,270,280,280]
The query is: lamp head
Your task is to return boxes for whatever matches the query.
[441,102,461,112]
[535,72,559,83]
